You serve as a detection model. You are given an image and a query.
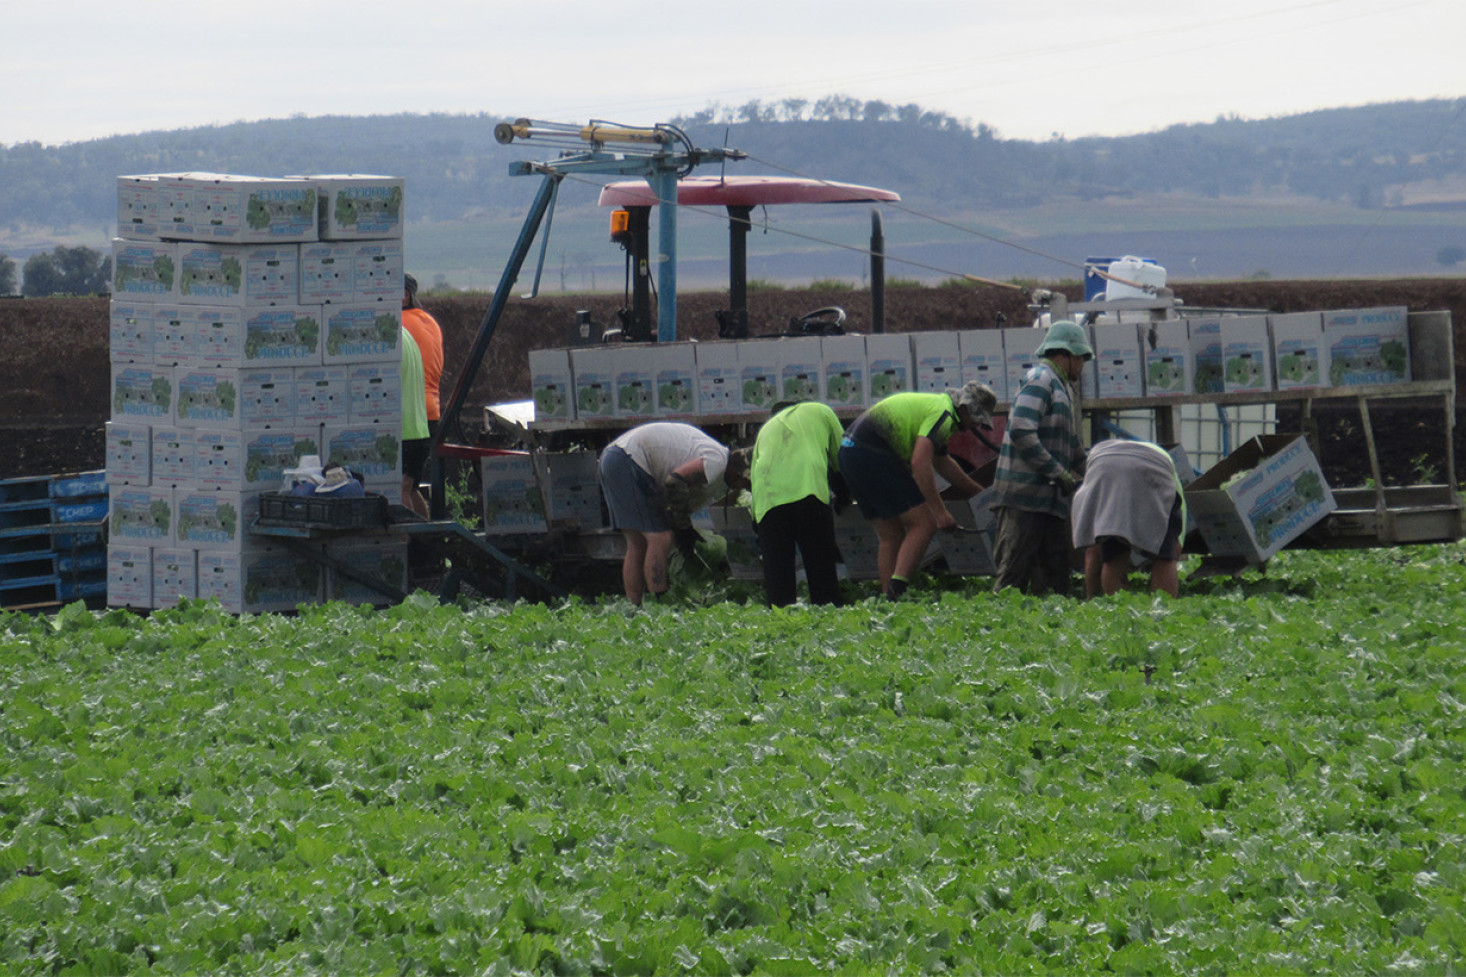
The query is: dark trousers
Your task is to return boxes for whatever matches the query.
[755,495,842,607]
[993,506,1074,596]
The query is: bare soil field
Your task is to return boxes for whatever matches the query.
[2,278,1463,487]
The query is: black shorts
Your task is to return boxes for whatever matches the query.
[837,441,925,520]
[1098,495,1184,562]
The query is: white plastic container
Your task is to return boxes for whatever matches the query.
[1100,256,1166,301]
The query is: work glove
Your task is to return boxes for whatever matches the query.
[661,473,695,531]
[674,525,703,560]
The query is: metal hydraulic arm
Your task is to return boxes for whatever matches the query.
[429,119,743,517]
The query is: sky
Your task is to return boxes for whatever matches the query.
[7,0,1464,147]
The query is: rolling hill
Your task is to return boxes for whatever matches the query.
[1,98,1463,288]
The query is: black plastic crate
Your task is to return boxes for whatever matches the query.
[257,492,389,530]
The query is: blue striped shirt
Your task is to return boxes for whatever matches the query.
[990,359,1086,516]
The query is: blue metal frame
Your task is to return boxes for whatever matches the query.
[429,124,741,516]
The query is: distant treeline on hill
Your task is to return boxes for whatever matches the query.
[0,98,1462,229]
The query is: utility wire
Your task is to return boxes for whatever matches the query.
[740,151,1089,278]
[551,169,1030,290]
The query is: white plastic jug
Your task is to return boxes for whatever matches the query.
[1101,256,1166,300]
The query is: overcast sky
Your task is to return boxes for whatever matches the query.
[8,0,1463,147]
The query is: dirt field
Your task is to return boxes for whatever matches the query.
[3,278,1463,487]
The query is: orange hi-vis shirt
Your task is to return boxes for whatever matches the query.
[401,307,444,421]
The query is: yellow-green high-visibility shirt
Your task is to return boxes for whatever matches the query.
[750,401,844,522]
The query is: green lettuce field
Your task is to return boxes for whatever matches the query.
[3,545,1465,975]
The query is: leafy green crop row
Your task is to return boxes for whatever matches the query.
[2,546,1465,974]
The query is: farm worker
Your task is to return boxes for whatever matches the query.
[745,400,848,607]
[599,422,750,605]
[401,273,444,506]
[837,381,997,600]
[1070,439,1188,597]
[398,326,430,518]
[990,320,1091,596]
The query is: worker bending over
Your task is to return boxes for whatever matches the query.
[1070,439,1187,597]
[837,381,997,600]
[745,400,847,607]
[598,422,749,605]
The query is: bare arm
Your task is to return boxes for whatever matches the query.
[933,453,983,498]
[911,437,957,530]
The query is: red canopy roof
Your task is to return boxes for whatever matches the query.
[597,175,899,208]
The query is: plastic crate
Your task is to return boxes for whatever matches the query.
[257,492,389,530]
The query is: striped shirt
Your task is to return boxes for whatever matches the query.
[990,359,1086,516]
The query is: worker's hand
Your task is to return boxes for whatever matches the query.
[933,505,958,532]
[1057,470,1078,496]
[661,473,695,531]
[673,525,703,560]
[829,471,852,515]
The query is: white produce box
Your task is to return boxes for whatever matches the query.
[182,173,318,243]
[1000,326,1042,402]
[1271,312,1326,390]
[105,421,152,486]
[1324,306,1410,386]
[109,301,155,363]
[300,174,404,240]
[1092,322,1145,398]
[106,544,153,609]
[821,334,867,408]
[959,328,1006,405]
[150,426,194,488]
[912,331,961,394]
[322,305,401,365]
[112,239,178,301]
[174,489,258,550]
[346,363,402,423]
[529,348,574,421]
[778,337,823,404]
[151,548,197,609]
[176,242,299,306]
[1185,434,1336,564]
[865,334,913,403]
[738,341,781,414]
[1188,316,1225,394]
[197,541,323,614]
[1220,315,1273,394]
[570,347,615,419]
[1142,320,1193,397]
[111,364,174,421]
[481,452,548,534]
[693,342,741,415]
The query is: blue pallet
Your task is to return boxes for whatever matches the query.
[0,569,59,591]
[50,471,107,499]
[0,534,52,562]
[0,573,107,608]
[57,551,107,574]
[0,476,51,505]
[0,499,52,532]
[59,576,108,601]
[53,530,104,549]
[53,499,109,523]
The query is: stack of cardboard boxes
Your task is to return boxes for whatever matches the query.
[106,172,408,612]
[528,308,1413,428]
